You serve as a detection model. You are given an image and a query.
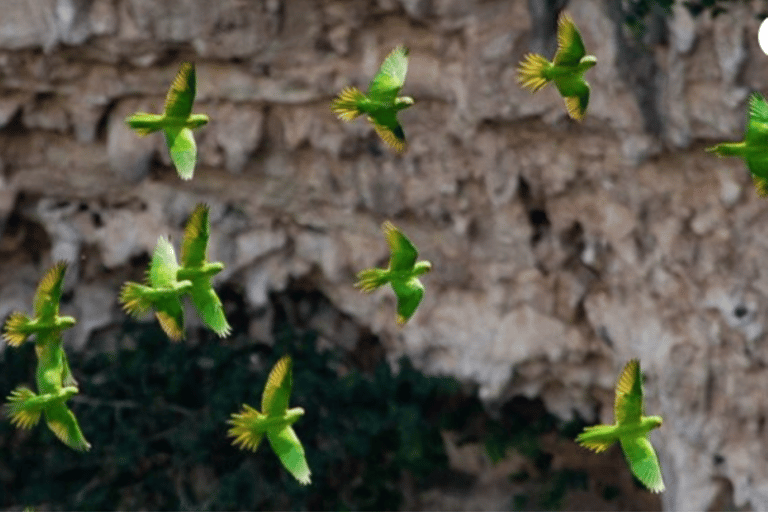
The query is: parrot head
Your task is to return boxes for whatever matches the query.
[578,55,597,71]
[188,114,210,128]
[645,415,663,431]
[414,261,432,276]
[395,96,415,110]
[56,316,77,330]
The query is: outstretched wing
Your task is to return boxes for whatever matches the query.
[261,356,292,417]
[149,237,179,289]
[33,262,68,321]
[367,46,409,103]
[189,282,231,337]
[267,426,311,485]
[163,127,197,180]
[382,221,418,271]
[555,78,590,121]
[44,402,91,452]
[619,435,665,493]
[614,359,643,426]
[164,62,196,119]
[391,278,425,325]
[181,204,210,268]
[553,13,586,67]
[745,93,768,143]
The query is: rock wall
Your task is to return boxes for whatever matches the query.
[1,0,768,509]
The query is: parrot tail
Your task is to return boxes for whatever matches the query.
[119,282,153,317]
[517,53,551,92]
[125,114,164,135]
[355,268,389,293]
[5,387,43,430]
[575,424,617,453]
[227,404,266,452]
[331,87,365,121]
[3,312,33,347]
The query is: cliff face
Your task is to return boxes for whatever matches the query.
[1,0,767,509]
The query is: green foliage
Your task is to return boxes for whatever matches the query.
[1,304,462,510]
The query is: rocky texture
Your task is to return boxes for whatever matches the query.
[1,0,768,509]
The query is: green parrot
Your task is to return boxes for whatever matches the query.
[355,220,432,325]
[707,92,768,196]
[330,45,414,153]
[176,204,231,338]
[120,236,193,341]
[3,261,75,348]
[3,262,90,451]
[517,12,597,121]
[576,359,665,493]
[227,355,311,485]
[125,62,209,180]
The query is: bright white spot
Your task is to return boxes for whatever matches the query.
[759,18,768,55]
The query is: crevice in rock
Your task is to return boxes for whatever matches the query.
[517,175,550,245]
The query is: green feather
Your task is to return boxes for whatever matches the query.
[227,356,310,485]
[708,93,768,196]
[124,62,209,179]
[517,12,596,120]
[576,359,664,493]
[355,221,432,325]
[331,45,414,152]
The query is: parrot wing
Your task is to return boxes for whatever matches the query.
[44,401,91,452]
[382,221,419,271]
[555,78,590,121]
[370,110,407,152]
[615,359,643,426]
[154,296,186,342]
[367,45,409,103]
[553,13,586,67]
[164,62,196,120]
[181,203,210,268]
[745,93,768,143]
[227,403,266,452]
[33,261,67,321]
[149,237,180,289]
[261,356,292,417]
[267,425,311,485]
[391,278,425,325]
[163,127,197,180]
[189,281,231,337]
[619,435,665,493]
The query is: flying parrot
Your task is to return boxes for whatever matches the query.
[517,12,597,121]
[227,355,311,485]
[120,236,193,341]
[125,62,209,180]
[707,92,768,196]
[330,45,414,153]
[355,220,432,325]
[3,262,90,451]
[576,359,665,493]
[3,261,75,348]
[176,204,231,337]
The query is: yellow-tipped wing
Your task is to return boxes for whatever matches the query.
[33,261,68,321]
[164,62,196,119]
[614,359,643,426]
[261,356,293,417]
[553,13,586,67]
